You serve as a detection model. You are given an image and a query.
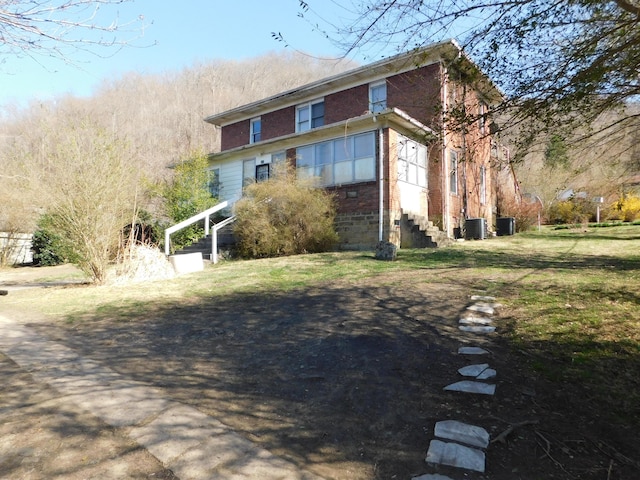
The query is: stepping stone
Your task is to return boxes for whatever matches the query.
[477,368,497,380]
[459,325,496,333]
[470,295,495,302]
[458,363,490,377]
[412,475,455,480]
[426,439,485,473]
[459,316,493,325]
[458,346,490,355]
[434,420,490,448]
[467,304,495,315]
[444,381,496,395]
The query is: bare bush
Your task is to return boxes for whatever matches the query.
[233,165,338,258]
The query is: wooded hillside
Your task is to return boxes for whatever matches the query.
[0,51,356,233]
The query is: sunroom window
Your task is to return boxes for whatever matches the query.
[296,131,376,186]
[397,135,427,187]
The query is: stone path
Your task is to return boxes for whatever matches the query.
[0,315,322,480]
[413,295,501,480]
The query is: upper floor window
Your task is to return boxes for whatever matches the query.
[297,99,324,132]
[250,117,261,143]
[369,81,387,113]
[296,131,376,186]
[397,135,427,187]
[449,150,459,195]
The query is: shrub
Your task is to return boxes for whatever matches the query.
[233,165,338,258]
[31,215,73,267]
[548,197,594,224]
[158,150,218,252]
[497,197,540,232]
[610,194,640,222]
[31,228,65,267]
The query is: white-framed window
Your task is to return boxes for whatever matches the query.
[296,131,376,186]
[478,101,487,134]
[480,165,487,205]
[397,135,427,187]
[250,117,261,143]
[208,168,220,198]
[296,99,324,132]
[243,158,256,187]
[449,150,458,195]
[369,81,387,113]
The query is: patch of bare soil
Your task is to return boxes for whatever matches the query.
[0,353,177,479]
[10,269,640,480]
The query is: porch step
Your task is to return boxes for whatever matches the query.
[172,224,236,261]
[400,213,453,248]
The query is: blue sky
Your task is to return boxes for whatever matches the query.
[0,0,359,107]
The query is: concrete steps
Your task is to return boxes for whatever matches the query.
[400,213,453,248]
[173,223,236,261]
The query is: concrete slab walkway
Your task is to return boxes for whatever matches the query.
[0,314,322,480]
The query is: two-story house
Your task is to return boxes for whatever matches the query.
[205,39,510,249]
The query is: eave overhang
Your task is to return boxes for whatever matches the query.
[205,39,503,127]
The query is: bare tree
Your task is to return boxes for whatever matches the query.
[24,119,141,283]
[297,1,640,154]
[0,0,149,63]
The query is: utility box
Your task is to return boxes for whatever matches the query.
[496,217,516,236]
[465,218,486,240]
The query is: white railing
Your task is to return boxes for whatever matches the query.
[210,215,237,264]
[164,201,229,257]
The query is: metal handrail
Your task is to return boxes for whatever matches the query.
[211,215,237,264]
[164,201,228,256]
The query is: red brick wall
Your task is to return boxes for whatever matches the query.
[325,84,369,124]
[328,181,379,214]
[220,120,249,151]
[262,106,295,140]
[387,63,441,128]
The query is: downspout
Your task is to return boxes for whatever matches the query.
[378,126,384,242]
[441,64,450,236]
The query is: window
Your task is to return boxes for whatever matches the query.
[271,151,286,176]
[296,132,376,186]
[256,163,270,182]
[243,158,256,187]
[397,135,427,187]
[479,102,487,134]
[250,117,261,143]
[480,166,487,205]
[449,150,458,195]
[297,99,324,132]
[208,168,220,198]
[369,81,387,113]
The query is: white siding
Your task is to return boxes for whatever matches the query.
[217,161,244,206]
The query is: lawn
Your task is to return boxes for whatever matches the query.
[1,223,639,479]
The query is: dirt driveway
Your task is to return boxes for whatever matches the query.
[2,266,639,479]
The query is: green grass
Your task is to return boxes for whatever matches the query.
[3,224,639,420]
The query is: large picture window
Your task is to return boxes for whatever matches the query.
[296,132,376,186]
[397,135,427,187]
